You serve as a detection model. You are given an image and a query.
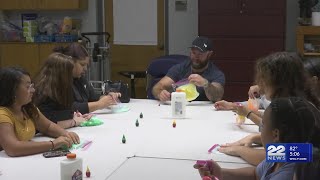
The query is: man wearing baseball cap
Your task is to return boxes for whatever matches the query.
[152,36,225,102]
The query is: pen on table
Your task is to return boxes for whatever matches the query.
[81,140,93,148]
[81,141,93,151]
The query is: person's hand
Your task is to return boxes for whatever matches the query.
[73,112,88,126]
[214,100,236,110]
[82,113,93,120]
[62,131,80,144]
[188,74,208,87]
[247,98,259,111]
[159,90,171,101]
[221,134,259,147]
[108,92,121,102]
[248,85,260,98]
[218,145,243,157]
[98,95,116,108]
[53,136,74,149]
[235,104,250,117]
[194,160,222,179]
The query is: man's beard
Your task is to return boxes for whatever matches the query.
[192,59,209,70]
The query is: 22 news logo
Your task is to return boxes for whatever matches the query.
[266,144,286,162]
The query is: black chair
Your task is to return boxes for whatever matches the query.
[146,54,188,99]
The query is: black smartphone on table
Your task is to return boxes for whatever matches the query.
[43,149,70,158]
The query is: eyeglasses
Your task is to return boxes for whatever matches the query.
[27,83,35,92]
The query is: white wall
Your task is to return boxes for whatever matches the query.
[168,0,198,55]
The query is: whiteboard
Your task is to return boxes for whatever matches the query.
[113,0,158,45]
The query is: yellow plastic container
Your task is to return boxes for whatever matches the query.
[176,83,199,101]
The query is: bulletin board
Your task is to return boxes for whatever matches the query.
[113,0,158,45]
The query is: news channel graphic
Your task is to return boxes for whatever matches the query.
[266,143,313,163]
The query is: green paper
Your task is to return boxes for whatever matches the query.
[80,117,104,127]
[70,141,85,150]
[60,142,83,151]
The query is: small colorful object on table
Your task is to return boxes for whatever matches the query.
[140,112,143,118]
[81,140,93,151]
[135,119,139,127]
[208,144,219,153]
[196,160,207,166]
[86,166,91,177]
[68,140,92,151]
[172,120,176,128]
[202,176,212,180]
[196,160,220,180]
[122,135,126,144]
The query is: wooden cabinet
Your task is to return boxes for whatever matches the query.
[0,43,70,77]
[38,43,70,65]
[0,43,39,76]
[0,0,39,10]
[0,0,87,10]
[39,0,87,10]
[296,26,320,57]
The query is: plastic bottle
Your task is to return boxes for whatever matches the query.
[60,153,83,180]
[235,103,245,125]
[171,92,186,118]
[236,115,246,125]
[62,16,72,33]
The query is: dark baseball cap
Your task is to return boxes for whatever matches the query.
[190,36,213,52]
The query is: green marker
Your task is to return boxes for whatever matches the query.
[122,135,126,144]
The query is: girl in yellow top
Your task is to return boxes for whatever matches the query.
[0,67,79,157]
